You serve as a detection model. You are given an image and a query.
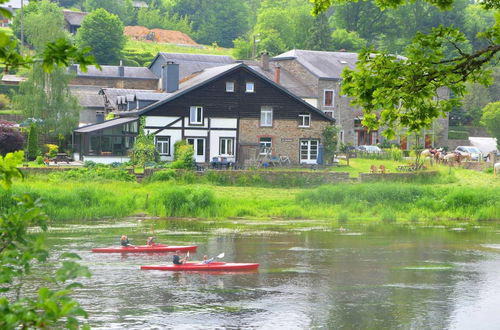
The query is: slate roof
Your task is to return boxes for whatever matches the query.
[148,52,235,80]
[99,88,167,109]
[250,65,316,99]
[62,10,87,26]
[274,49,359,80]
[72,65,158,80]
[74,117,137,133]
[70,85,104,109]
[127,63,333,121]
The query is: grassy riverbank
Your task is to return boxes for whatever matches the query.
[4,161,499,225]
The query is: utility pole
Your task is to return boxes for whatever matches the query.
[20,0,24,53]
[252,33,260,59]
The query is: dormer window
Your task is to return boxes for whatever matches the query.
[298,113,311,127]
[226,81,234,92]
[246,82,255,93]
[189,106,203,125]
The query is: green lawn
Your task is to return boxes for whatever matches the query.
[125,38,233,58]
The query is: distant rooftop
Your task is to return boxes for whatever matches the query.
[71,64,158,80]
[63,10,87,26]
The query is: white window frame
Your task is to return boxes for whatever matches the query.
[260,106,273,127]
[219,137,234,156]
[298,113,311,127]
[259,137,272,155]
[226,81,235,92]
[324,110,334,118]
[300,139,319,164]
[155,136,171,156]
[323,89,335,107]
[246,81,255,93]
[189,106,203,125]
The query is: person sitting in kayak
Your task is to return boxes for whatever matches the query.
[173,250,187,265]
[146,236,155,246]
[202,255,214,264]
[120,235,131,247]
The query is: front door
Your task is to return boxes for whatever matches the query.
[300,139,319,164]
[187,138,206,163]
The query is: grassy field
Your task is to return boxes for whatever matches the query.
[6,159,498,225]
[125,38,233,58]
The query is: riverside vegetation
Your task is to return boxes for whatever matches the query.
[3,157,499,226]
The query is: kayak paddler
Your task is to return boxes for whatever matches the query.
[173,250,188,265]
[202,255,214,264]
[146,236,155,246]
[120,235,131,247]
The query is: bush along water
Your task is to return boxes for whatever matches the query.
[147,186,218,218]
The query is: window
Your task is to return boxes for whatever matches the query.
[155,136,170,155]
[324,110,334,118]
[189,106,203,125]
[260,106,273,127]
[246,81,254,93]
[298,113,311,127]
[259,137,272,154]
[219,137,234,156]
[226,81,235,92]
[300,139,319,163]
[324,90,334,107]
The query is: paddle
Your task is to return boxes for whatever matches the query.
[216,253,224,259]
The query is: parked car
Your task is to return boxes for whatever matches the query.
[454,146,483,161]
[357,145,383,153]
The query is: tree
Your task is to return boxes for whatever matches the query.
[305,13,332,51]
[27,124,40,160]
[0,151,91,329]
[76,8,126,65]
[130,118,158,167]
[322,125,339,164]
[311,0,500,138]
[83,0,134,25]
[0,125,24,156]
[331,29,366,52]
[15,0,69,51]
[14,65,81,138]
[480,102,500,149]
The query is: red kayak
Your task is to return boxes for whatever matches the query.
[140,261,259,271]
[91,244,197,253]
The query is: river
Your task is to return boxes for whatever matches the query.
[43,219,500,329]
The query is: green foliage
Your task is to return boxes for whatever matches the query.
[169,140,194,170]
[480,101,500,148]
[14,65,81,138]
[136,8,193,36]
[322,125,339,164]
[47,168,135,182]
[83,0,134,25]
[76,8,126,65]
[121,48,155,67]
[331,29,366,51]
[448,130,470,140]
[145,169,177,182]
[0,94,10,109]
[148,186,217,217]
[232,37,252,60]
[0,152,90,328]
[130,118,158,167]
[35,155,44,165]
[305,13,332,51]
[45,144,59,158]
[0,150,24,188]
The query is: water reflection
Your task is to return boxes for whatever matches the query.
[40,220,500,329]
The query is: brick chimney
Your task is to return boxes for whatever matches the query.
[260,52,269,71]
[274,65,281,84]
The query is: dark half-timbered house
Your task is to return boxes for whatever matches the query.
[73,63,334,165]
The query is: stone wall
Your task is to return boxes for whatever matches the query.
[71,77,158,90]
[446,139,471,150]
[359,171,439,182]
[239,118,330,164]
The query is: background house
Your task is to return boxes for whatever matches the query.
[0,0,27,27]
[74,63,333,165]
[62,10,87,34]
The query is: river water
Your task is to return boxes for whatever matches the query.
[44,219,500,329]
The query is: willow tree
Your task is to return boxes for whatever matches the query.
[14,65,80,139]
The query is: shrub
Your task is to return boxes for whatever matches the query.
[47,168,135,182]
[45,144,59,158]
[147,169,176,182]
[84,160,96,168]
[27,124,39,161]
[0,93,10,109]
[35,155,44,165]
[0,126,24,156]
[448,130,469,140]
[169,142,194,169]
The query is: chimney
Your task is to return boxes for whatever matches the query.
[274,65,281,84]
[161,61,179,93]
[118,60,124,77]
[260,52,269,71]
